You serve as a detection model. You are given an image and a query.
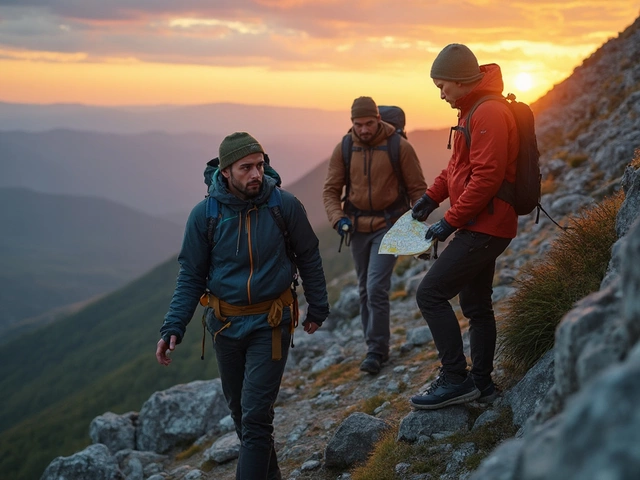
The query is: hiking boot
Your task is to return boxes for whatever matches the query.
[359,353,387,375]
[410,371,480,410]
[476,381,500,404]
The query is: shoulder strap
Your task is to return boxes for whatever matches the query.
[268,189,296,262]
[205,195,220,248]
[341,133,353,202]
[386,133,409,207]
[460,95,506,148]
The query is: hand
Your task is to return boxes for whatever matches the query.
[425,218,456,242]
[336,217,352,237]
[303,321,320,334]
[156,335,177,366]
[412,194,439,222]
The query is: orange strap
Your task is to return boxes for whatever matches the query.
[199,288,297,361]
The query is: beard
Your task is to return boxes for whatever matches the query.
[228,173,262,200]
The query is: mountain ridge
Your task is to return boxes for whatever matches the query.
[0,187,184,336]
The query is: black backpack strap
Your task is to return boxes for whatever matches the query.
[460,94,506,149]
[386,132,410,208]
[341,133,354,204]
[267,188,296,263]
[205,195,220,249]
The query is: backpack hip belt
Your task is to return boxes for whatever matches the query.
[199,288,299,361]
[344,195,408,228]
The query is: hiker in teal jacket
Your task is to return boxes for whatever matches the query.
[156,132,329,480]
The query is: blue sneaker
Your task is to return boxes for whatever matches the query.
[410,371,480,410]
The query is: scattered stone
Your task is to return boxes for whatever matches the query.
[41,444,124,480]
[324,413,392,468]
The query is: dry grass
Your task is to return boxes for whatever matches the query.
[498,191,623,375]
[175,443,205,461]
[350,428,411,480]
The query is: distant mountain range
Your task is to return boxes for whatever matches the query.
[0,102,348,137]
[0,129,340,218]
[0,187,183,338]
[0,127,451,225]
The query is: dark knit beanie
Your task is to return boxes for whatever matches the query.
[351,96,379,119]
[430,44,484,84]
[218,132,265,170]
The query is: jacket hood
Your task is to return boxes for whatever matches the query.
[455,63,505,111]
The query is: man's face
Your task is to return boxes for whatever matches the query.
[221,152,264,200]
[352,116,380,143]
[433,79,469,108]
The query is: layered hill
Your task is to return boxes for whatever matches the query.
[0,187,183,337]
[0,258,218,480]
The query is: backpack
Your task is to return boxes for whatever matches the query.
[341,105,410,218]
[203,156,294,260]
[456,93,541,217]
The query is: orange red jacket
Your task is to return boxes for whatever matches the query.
[427,63,519,239]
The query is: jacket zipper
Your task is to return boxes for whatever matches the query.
[245,205,258,304]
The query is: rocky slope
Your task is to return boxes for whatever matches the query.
[40,15,640,480]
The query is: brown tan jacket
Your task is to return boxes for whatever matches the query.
[323,121,427,233]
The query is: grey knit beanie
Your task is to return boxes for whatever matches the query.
[351,96,379,119]
[218,132,264,170]
[430,44,484,83]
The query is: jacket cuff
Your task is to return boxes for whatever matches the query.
[303,313,325,327]
[160,327,183,345]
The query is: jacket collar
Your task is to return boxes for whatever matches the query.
[455,63,505,113]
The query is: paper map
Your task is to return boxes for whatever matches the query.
[379,210,435,256]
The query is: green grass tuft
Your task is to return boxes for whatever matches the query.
[498,192,623,375]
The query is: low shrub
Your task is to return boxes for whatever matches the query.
[498,191,623,375]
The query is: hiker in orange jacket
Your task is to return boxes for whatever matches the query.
[323,96,426,375]
[410,44,518,410]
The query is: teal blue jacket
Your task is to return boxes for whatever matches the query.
[161,171,329,343]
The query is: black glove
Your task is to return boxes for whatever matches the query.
[336,217,352,237]
[412,194,439,222]
[425,218,456,242]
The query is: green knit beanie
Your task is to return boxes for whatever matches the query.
[218,132,265,170]
[430,44,484,84]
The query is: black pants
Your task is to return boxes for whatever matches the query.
[214,326,290,480]
[416,230,511,385]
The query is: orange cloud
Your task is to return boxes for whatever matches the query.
[0,1,637,128]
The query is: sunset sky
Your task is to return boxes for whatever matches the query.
[0,1,638,129]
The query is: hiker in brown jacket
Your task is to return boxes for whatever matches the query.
[323,96,427,374]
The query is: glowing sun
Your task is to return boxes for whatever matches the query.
[514,72,534,92]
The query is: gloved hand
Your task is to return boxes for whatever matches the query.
[336,217,352,237]
[412,194,439,222]
[425,218,456,242]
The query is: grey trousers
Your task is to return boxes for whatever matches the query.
[350,228,397,357]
